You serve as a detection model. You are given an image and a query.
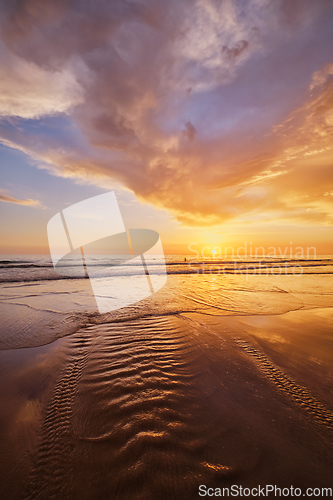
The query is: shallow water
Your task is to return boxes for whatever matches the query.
[1,255,333,350]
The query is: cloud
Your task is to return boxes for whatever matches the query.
[310,63,333,90]
[0,0,332,227]
[183,122,197,141]
[0,44,84,119]
[0,193,43,207]
[222,40,249,60]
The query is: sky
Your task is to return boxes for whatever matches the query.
[0,0,332,255]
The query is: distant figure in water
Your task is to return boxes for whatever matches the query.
[184,257,187,262]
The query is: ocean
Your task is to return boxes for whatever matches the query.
[0,255,332,499]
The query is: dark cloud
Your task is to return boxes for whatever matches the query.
[184,122,196,141]
[222,40,249,60]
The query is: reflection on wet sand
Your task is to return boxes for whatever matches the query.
[0,266,333,499]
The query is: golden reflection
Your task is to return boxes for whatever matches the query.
[202,461,232,472]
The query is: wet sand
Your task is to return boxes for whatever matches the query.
[0,306,332,499]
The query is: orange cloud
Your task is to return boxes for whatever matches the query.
[0,0,332,228]
[0,193,43,207]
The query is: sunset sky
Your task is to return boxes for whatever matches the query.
[0,0,332,255]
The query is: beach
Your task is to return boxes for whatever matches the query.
[0,256,333,499]
[1,0,333,497]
